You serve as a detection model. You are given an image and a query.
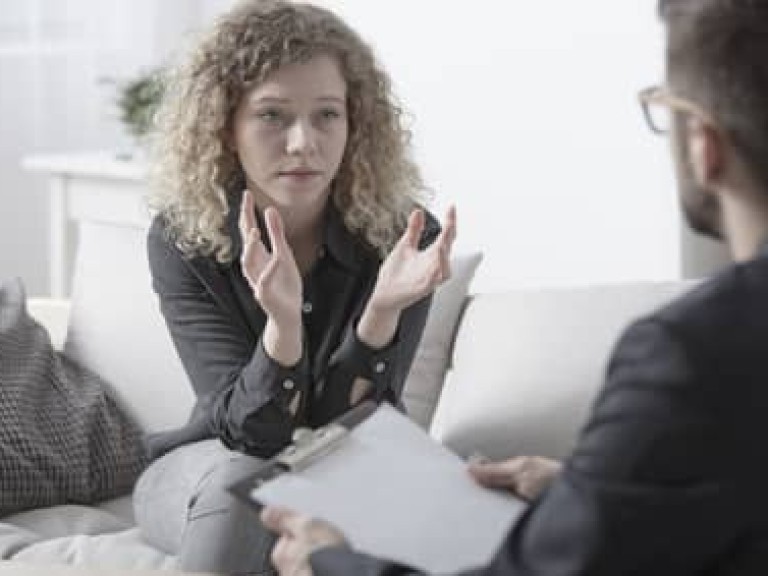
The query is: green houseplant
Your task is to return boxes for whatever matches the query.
[116,68,166,144]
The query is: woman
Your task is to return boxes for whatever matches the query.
[134,0,457,574]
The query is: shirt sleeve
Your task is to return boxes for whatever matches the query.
[340,291,431,384]
[310,317,747,576]
[147,218,309,458]
[311,214,440,423]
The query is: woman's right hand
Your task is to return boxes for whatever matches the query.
[239,190,303,366]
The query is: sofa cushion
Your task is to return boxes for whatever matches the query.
[0,523,41,559]
[10,527,176,570]
[401,252,483,428]
[3,504,129,540]
[64,221,195,434]
[26,298,70,352]
[430,280,695,461]
[1,497,143,565]
[0,278,147,517]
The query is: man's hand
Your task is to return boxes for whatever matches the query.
[261,506,349,576]
[469,456,562,501]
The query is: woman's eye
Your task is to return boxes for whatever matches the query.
[319,108,341,120]
[257,109,283,123]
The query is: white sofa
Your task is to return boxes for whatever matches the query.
[3,218,694,571]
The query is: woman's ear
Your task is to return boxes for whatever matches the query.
[687,117,726,189]
[222,128,237,153]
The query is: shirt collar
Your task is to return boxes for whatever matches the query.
[322,200,372,270]
[226,189,371,270]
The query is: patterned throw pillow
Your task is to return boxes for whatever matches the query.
[0,278,147,516]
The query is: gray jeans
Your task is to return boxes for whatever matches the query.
[133,439,276,575]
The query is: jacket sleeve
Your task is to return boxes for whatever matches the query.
[311,213,441,423]
[310,317,745,576]
[147,218,308,458]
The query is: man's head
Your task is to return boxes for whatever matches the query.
[656,0,768,241]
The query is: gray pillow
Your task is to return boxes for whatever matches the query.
[0,278,147,516]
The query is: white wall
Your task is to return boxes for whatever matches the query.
[4,1,723,296]
[205,0,728,290]
[314,1,683,291]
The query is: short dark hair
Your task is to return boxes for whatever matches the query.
[659,0,768,191]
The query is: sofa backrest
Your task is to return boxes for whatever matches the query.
[430,280,697,461]
[401,252,483,429]
[63,221,195,433]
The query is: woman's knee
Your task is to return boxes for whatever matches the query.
[133,439,237,554]
[180,453,275,574]
[188,451,265,511]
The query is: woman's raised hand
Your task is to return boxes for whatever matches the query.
[239,190,303,365]
[370,205,457,314]
[357,206,457,350]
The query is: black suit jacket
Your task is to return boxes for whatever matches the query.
[310,248,768,575]
[146,191,439,460]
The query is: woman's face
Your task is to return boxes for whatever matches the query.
[231,54,349,214]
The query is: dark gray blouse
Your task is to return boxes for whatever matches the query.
[146,190,439,459]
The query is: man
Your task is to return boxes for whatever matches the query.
[261,0,768,573]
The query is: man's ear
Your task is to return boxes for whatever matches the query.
[687,117,726,188]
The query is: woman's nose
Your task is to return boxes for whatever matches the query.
[286,120,317,155]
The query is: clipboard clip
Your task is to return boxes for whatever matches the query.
[276,422,349,472]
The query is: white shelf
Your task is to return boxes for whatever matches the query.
[22,150,147,181]
[22,150,150,297]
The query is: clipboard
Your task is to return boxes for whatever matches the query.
[229,401,526,573]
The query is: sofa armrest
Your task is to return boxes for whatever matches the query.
[27,297,71,352]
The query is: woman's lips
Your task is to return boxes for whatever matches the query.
[279,170,322,180]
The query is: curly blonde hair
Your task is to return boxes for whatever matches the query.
[149,0,428,262]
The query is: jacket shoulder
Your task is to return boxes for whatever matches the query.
[649,255,768,365]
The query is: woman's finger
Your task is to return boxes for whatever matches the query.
[443,205,457,247]
[257,254,281,291]
[239,189,258,242]
[438,241,452,283]
[403,209,425,250]
[241,228,261,284]
[433,205,457,253]
[264,206,289,257]
[238,191,248,241]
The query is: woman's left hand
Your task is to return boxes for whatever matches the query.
[357,206,456,350]
[370,205,457,314]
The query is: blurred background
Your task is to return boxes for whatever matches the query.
[0,0,728,297]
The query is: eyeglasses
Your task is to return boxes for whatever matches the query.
[638,85,716,135]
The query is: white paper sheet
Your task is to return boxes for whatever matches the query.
[252,404,526,573]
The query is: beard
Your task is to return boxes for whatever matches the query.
[679,179,723,240]
[672,118,723,240]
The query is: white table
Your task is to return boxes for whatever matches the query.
[22,151,149,297]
